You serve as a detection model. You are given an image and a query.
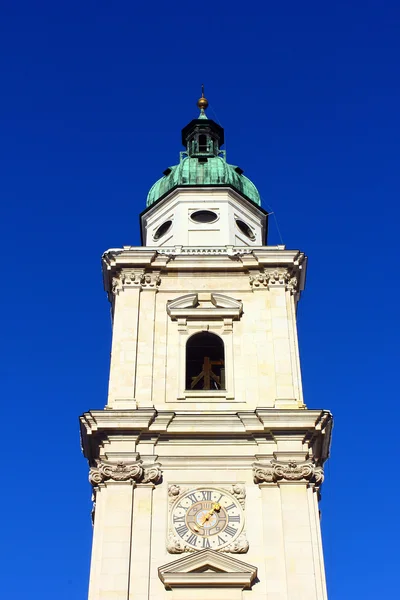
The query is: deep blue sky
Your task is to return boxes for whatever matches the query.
[1,1,399,598]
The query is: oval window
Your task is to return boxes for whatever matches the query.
[154,220,172,240]
[235,219,255,240]
[190,210,218,223]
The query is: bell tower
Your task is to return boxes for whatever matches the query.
[80,91,332,600]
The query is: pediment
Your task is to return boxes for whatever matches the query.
[167,293,199,310]
[167,293,243,320]
[211,293,242,310]
[158,549,257,590]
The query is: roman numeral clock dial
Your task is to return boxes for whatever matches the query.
[170,487,244,551]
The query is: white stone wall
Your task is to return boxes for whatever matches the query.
[87,464,327,600]
[106,263,304,410]
[81,243,331,600]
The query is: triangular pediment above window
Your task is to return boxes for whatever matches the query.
[167,293,243,320]
[158,549,257,590]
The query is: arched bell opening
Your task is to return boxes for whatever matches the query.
[186,332,225,391]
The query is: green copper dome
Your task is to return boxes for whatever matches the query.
[146,155,261,207]
[146,97,261,208]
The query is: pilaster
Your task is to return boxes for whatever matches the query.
[135,273,160,407]
[88,481,134,600]
[107,270,142,408]
[128,484,155,599]
[259,483,288,599]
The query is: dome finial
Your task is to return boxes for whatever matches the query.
[197,84,209,118]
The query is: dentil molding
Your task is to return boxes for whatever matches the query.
[89,459,162,486]
[252,459,324,486]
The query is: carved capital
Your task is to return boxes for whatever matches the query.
[253,459,324,487]
[111,269,161,294]
[142,463,163,484]
[141,272,161,288]
[89,460,162,486]
[249,269,298,294]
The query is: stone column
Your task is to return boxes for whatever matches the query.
[134,273,160,407]
[88,482,134,600]
[88,460,162,600]
[270,285,295,403]
[285,289,304,406]
[250,268,301,408]
[279,482,319,599]
[259,483,288,599]
[128,484,154,600]
[107,270,143,408]
[307,485,328,600]
[253,458,325,600]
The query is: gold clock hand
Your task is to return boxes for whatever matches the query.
[201,509,215,525]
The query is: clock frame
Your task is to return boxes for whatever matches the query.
[168,485,247,553]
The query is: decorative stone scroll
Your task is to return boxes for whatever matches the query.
[252,459,324,487]
[111,269,161,294]
[249,269,298,294]
[89,460,162,486]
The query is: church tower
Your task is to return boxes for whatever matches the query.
[80,91,333,600]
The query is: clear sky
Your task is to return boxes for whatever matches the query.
[1,1,399,598]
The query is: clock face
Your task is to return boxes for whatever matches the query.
[170,487,244,550]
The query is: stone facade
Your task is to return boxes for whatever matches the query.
[80,241,332,600]
[102,245,306,411]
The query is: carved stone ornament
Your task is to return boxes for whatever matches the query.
[89,460,162,486]
[231,484,246,509]
[112,270,161,294]
[249,269,298,294]
[252,459,324,487]
[167,532,195,554]
[223,533,249,554]
[168,484,183,503]
[166,531,250,555]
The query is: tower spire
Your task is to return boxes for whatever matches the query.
[197,84,209,119]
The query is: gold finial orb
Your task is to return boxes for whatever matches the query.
[197,84,209,111]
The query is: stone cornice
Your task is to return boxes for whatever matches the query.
[252,459,324,487]
[80,408,331,435]
[80,408,333,466]
[89,459,162,486]
[101,246,307,295]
